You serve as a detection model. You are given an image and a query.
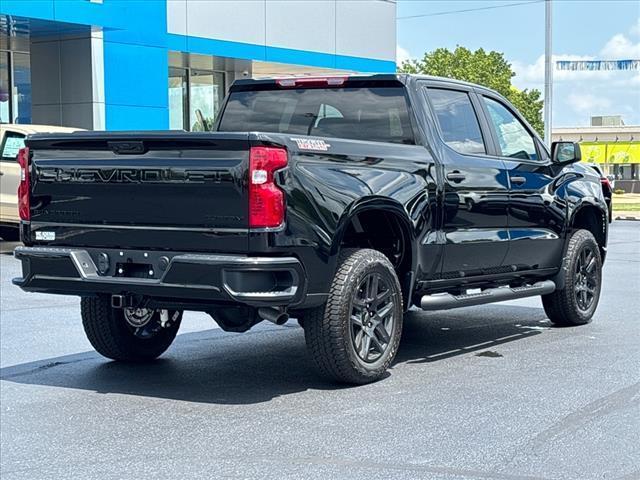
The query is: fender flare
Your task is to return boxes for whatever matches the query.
[330,196,418,307]
[567,198,608,230]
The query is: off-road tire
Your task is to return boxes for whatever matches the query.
[302,248,403,384]
[81,296,182,361]
[542,229,602,326]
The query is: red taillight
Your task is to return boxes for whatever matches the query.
[600,177,611,188]
[17,147,30,221]
[249,146,288,229]
[276,76,347,88]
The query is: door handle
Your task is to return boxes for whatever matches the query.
[446,171,466,183]
[510,176,526,185]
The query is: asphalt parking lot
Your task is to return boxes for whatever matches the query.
[1,222,638,480]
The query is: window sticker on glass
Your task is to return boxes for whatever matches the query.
[2,135,25,159]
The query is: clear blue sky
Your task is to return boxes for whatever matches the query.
[397,0,640,127]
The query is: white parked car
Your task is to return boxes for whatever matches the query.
[0,124,84,240]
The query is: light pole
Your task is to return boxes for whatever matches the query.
[544,0,553,145]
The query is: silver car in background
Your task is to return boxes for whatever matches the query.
[0,124,84,240]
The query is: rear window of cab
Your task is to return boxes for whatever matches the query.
[218,86,415,145]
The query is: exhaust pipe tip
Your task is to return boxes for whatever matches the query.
[258,307,289,325]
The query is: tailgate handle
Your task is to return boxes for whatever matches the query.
[108,141,145,155]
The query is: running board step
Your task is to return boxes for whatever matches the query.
[420,280,556,311]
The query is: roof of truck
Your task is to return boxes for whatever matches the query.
[230,73,501,96]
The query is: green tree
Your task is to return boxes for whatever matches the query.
[400,46,544,136]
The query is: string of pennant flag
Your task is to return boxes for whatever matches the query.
[556,60,639,71]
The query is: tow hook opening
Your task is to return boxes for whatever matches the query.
[111,294,125,309]
[111,294,146,310]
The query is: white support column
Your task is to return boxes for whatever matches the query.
[90,28,105,131]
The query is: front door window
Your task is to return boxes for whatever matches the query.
[483,97,537,160]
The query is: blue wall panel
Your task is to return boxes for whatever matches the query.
[103,40,169,130]
[335,55,396,74]
[98,0,167,48]
[167,34,266,63]
[166,34,397,73]
[106,105,168,131]
[100,0,169,130]
[266,46,336,70]
[0,0,55,21]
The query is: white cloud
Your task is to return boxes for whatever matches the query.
[566,93,612,114]
[396,45,412,65]
[600,33,640,59]
[512,54,616,91]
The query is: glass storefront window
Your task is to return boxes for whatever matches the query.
[168,64,225,132]
[189,70,224,132]
[169,67,188,130]
[0,51,9,123]
[0,49,32,124]
[613,164,639,180]
[12,52,31,124]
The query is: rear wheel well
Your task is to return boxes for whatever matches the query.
[340,210,413,307]
[572,205,607,260]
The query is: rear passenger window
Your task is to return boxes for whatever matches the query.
[426,88,486,155]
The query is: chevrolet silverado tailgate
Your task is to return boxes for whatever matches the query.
[25,132,250,252]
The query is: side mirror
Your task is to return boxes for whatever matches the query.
[552,141,581,164]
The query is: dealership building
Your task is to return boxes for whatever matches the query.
[553,116,640,192]
[0,0,396,131]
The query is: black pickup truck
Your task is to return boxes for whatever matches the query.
[14,74,608,384]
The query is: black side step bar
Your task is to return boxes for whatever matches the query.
[420,280,556,311]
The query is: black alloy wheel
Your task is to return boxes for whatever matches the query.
[574,245,599,312]
[350,272,396,363]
